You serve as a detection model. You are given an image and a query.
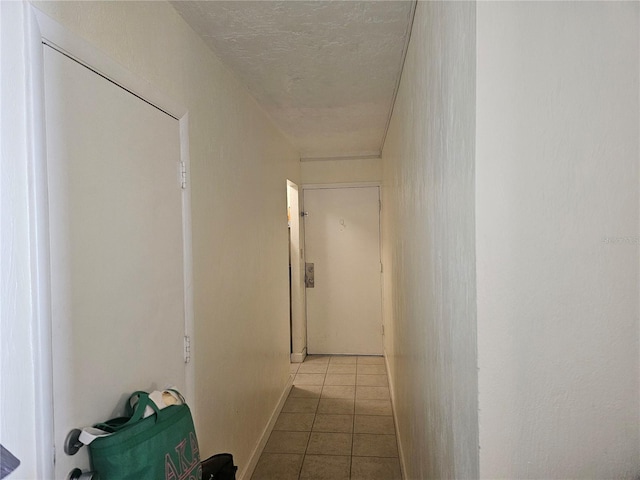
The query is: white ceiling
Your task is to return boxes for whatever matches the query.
[170,1,415,160]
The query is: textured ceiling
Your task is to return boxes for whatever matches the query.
[170,1,415,160]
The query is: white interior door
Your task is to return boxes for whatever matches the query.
[304,186,382,355]
[44,46,186,477]
[288,180,307,362]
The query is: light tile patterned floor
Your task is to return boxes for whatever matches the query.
[251,355,402,480]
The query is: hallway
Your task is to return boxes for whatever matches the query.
[3,2,639,479]
[251,355,401,480]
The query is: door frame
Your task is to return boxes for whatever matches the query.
[287,180,307,363]
[301,182,384,354]
[24,6,195,475]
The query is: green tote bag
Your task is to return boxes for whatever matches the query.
[88,391,202,480]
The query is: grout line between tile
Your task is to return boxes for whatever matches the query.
[297,370,324,480]
[349,395,356,479]
[300,452,354,457]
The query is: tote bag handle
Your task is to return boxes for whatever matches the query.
[79,391,160,445]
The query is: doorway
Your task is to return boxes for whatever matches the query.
[303,185,383,355]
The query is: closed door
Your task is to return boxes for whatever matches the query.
[304,186,382,355]
[44,46,187,477]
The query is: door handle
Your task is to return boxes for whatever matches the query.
[67,468,99,479]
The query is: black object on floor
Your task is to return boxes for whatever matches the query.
[201,453,237,480]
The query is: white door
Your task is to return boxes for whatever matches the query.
[304,186,382,355]
[288,180,307,361]
[44,46,186,477]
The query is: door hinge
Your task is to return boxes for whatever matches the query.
[184,335,191,364]
[379,199,382,212]
[382,324,385,336]
[179,161,187,190]
[380,262,383,273]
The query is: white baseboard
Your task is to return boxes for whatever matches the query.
[290,348,307,363]
[385,352,407,480]
[238,375,294,480]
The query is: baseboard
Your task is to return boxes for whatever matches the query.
[290,348,307,363]
[238,374,294,480]
[385,352,407,480]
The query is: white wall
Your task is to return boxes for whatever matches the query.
[476,2,640,478]
[381,2,478,478]
[22,1,300,476]
[301,157,381,185]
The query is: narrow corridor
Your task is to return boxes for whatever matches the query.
[251,355,401,480]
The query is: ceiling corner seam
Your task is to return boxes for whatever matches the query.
[378,0,418,157]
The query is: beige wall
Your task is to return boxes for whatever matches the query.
[476,3,640,477]
[301,157,381,185]
[32,1,299,475]
[381,2,478,478]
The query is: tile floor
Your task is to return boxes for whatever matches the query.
[251,355,402,480]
